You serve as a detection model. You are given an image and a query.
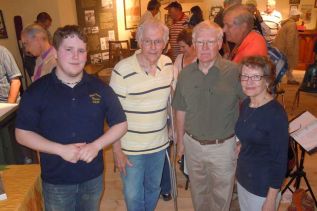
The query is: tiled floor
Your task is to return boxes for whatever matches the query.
[100,70,317,211]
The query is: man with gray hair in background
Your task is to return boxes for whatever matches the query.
[261,0,282,43]
[214,0,242,28]
[172,20,244,211]
[21,23,56,81]
[223,4,267,63]
[110,19,173,211]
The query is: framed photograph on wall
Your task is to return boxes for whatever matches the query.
[124,0,141,30]
[289,0,300,4]
[290,4,299,11]
[0,10,8,39]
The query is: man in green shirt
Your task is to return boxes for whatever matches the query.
[172,20,244,211]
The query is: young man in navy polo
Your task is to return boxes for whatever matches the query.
[15,25,127,211]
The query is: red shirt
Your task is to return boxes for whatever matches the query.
[233,31,267,63]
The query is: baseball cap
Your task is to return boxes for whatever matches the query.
[164,1,182,10]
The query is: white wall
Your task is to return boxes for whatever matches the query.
[0,0,77,69]
[117,0,317,41]
[1,0,316,69]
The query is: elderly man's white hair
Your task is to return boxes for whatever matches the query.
[267,0,276,6]
[136,19,169,46]
[192,20,223,42]
[22,23,49,40]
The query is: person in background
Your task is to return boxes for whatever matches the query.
[35,12,53,43]
[261,0,282,44]
[21,23,56,81]
[23,12,53,79]
[139,0,161,25]
[36,12,52,30]
[173,28,196,82]
[223,4,267,63]
[235,56,288,210]
[15,25,127,211]
[0,45,22,164]
[214,0,242,28]
[0,45,21,103]
[214,0,242,56]
[165,1,189,61]
[188,6,204,28]
[273,8,301,85]
[245,0,270,36]
[110,19,173,211]
[161,28,197,203]
[172,20,244,211]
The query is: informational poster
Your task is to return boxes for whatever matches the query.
[84,10,96,26]
[76,0,118,65]
[108,30,115,41]
[102,52,109,60]
[102,0,113,9]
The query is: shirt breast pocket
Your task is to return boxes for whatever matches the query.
[184,84,205,110]
[213,84,237,110]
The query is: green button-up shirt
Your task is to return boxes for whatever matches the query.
[172,55,245,140]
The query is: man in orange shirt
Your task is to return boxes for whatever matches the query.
[223,4,267,63]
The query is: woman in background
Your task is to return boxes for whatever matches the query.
[173,28,196,82]
[235,56,289,211]
[188,6,204,28]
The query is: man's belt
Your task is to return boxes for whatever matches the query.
[186,131,235,145]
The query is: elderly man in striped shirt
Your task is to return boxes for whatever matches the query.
[165,1,189,61]
[110,19,173,211]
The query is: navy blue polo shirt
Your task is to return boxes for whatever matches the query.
[16,70,126,184]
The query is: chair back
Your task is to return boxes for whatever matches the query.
[267,45,288,95]
[108,40,131,67]
[300,62,317,92]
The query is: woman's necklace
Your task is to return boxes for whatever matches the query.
[243,94,272,123]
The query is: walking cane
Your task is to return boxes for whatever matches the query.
[167,94,178,211]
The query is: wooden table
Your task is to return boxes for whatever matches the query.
[0,103,18,129]
[0,165,43,211]
[0,103,19,164]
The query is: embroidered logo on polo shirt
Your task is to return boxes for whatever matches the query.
[89,93,101,104]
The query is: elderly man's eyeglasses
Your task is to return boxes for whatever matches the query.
[195,40,217,47]
[142,39,164,47]
[240,74,266,81]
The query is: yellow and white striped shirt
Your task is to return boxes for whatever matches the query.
[110,51,173,155]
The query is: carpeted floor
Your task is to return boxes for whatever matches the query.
[100,70,317,211]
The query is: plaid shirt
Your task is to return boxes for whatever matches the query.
[0,45,22,102]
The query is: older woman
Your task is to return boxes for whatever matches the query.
[173,28,196,82]
[235,56,289,211]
